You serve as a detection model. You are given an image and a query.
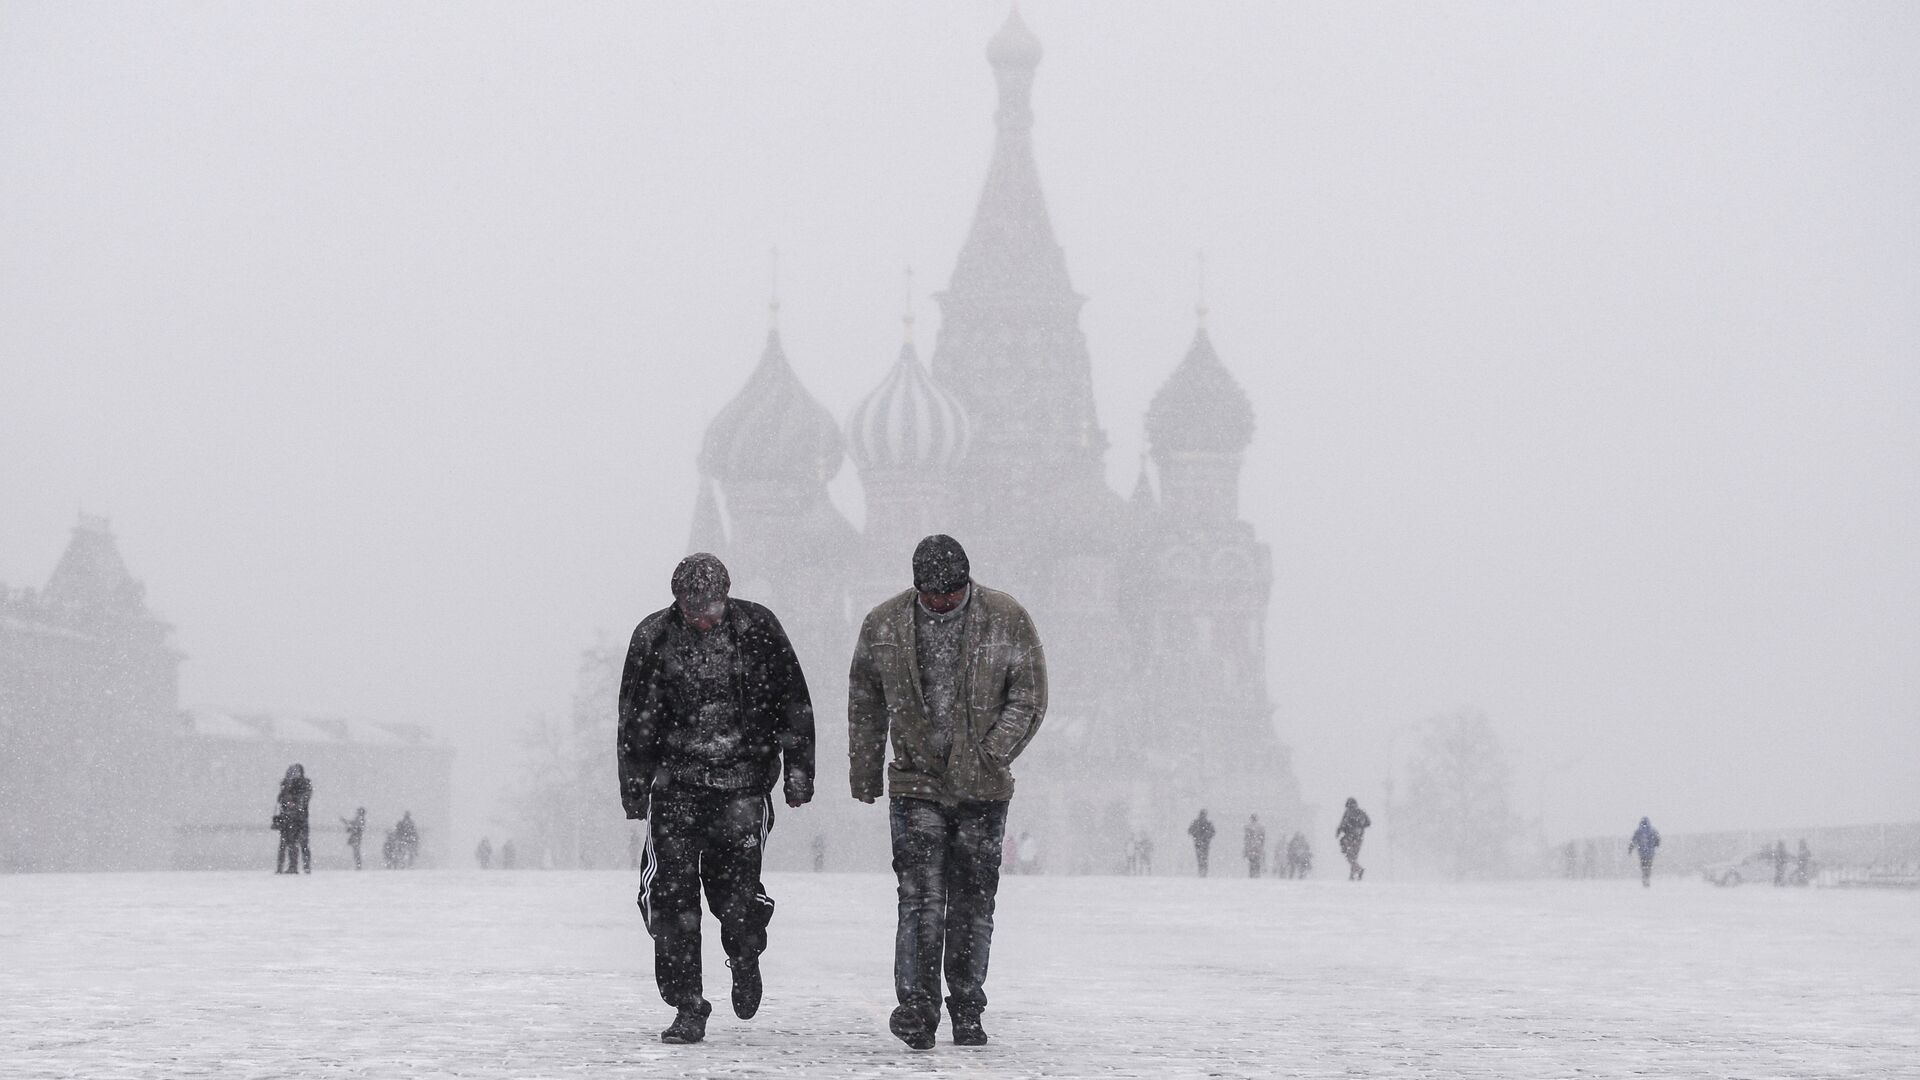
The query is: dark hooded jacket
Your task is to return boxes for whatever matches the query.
[277,771,312,827]
[1337,804,1371,841]
[617,598,815,815]
[1630,819,1661,859]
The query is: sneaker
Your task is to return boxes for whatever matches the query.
[951,1014,987,1046]
[728,956,762,1020]
[889,1005,936,1051]
[660,1000,711,1044]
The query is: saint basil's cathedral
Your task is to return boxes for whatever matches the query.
[687,11,1305,871]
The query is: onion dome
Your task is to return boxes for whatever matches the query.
[847,339,972,473]
[699,330,845,486]
[1145,327,1255,455]
[987,7,1043,69]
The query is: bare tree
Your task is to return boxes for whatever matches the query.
[502,639,628,868]
[1395,709,1524,879]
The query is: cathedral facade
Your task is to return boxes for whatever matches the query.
[689,12,1305,873]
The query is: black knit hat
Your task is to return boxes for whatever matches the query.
[671,552,730,602]
[912,534,970,594]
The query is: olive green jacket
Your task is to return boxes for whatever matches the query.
[847,584,1047,804]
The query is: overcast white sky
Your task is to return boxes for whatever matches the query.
[3,3,1915,848]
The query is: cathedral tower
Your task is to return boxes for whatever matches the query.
[930,9,1114,570]
[1130,319,1300,829]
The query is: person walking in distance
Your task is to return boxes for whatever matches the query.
[475,836,493,870]
[1244,814,1267,878]
[1336,797,1371,881]
[340,806,366,871]
[618,553,816,1045]
[1285,830,1312,879]
[1188,809,1216,877]
[1628,817,1661,887]
[848,535,1047,1050]
[393,811,419,868]
[274,764,312,875]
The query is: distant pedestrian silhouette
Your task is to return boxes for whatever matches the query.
[1284,831,1311,879]
[1016,830,1041,875]
[476,836,493,870]
[1188,810,1216,877]
[1336,798,1370,881]
[273,764,312,874]
[1628,817,1661,886]
[1243,815,1267,878]
[341,807,366,870]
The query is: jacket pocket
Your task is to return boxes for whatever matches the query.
[969,743,1013,797]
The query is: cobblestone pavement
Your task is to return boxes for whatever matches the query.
[4,868,1916,1078]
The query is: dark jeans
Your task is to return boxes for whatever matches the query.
[638,787,776,1009]
[890,796,1008,1024]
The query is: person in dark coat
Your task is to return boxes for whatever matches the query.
[618,553,816,1045]
[1188,809,1216,877]
[1336,798,1371,881]
[341,806,366,870]
[274,764,312,874]
[1628,817,1661,886]
[476,836,493,870]
[1243,814,1267,877]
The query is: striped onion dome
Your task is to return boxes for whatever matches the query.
[847,339,971,473]
[699,329,845,486]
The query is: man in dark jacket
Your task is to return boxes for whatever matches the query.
[848,534,1046,1050]
[1188,809,1216,877]
[618,553,815,1045]
[1336,797,1371,881]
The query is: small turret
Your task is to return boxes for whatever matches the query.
[1145,324,1255,523]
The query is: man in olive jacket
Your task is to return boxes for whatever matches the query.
[848,534,1047,1050]
[618,553,815,1045]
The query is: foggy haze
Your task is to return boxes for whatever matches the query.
[3,3,1915,853]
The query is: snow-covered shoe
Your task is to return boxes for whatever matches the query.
[728,956,762,1020]
[950,1014,987,1046]
[889,1005,936,1050]
[660,1000,711,1044]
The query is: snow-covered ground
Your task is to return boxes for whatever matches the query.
[3,868,1915,1078]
